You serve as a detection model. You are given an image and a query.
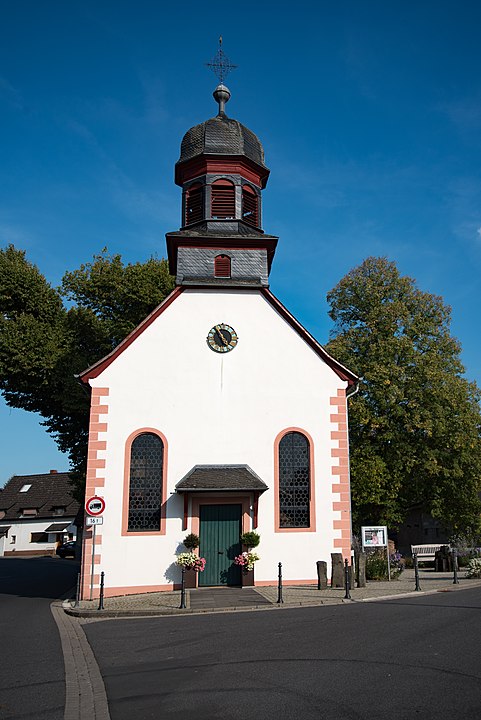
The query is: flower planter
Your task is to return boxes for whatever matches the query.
[241,568,255,587]
[184,569,197,589]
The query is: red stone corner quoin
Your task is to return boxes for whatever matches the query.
[330,389,351,560]
[81,387,109,600]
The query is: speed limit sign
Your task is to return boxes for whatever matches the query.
[85,495,105,516]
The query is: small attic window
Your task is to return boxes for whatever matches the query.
[214,255,231,278]
[242,185,258,227]
[185,183,203,225]
[53,506,66,516]
[211,179,235,219]
[20,484,32,493]
[22,508,38,517]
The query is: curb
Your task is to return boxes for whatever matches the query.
[62,578,481,620]
[63,598,341,619]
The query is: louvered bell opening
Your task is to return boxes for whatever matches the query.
[185,184,203,225]
[211,180,235,219]
[214,254,231,278]
[242,185,258,227]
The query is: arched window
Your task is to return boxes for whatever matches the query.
[242,185,258,227]
[185,183,203,225]
[278,432,310,528]
[214,254,231,278]
[211,179,235,219]
[128,433,164,531]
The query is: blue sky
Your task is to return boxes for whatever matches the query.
[1,1,481,484]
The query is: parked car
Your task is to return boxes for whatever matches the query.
[56,541,76,558]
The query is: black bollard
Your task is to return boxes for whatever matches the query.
[179,566,187,609]
[344,558,351,600]
[98,571,105,611]
[413,553,421,591]
[277,562,284,604]
[452,548,459,585]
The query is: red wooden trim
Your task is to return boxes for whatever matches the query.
[214,254,231,277]
[183,494,188,531]
[261,288,358,388]
[253,492,259,529]
[175,155,270,189]
[79,287,184,382]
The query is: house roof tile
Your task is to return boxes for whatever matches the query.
[0,472,80,521]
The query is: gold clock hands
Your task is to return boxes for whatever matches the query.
[215,325,229,346]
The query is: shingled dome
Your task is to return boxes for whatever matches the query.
[178,114,267,168]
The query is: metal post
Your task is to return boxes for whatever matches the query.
[89,523,96,601]
[344,558,351,600]
[453,548,459,585]
[179,566,187,609]
[413,552,421,591]
[277,562,284,604]
[98,571,105,611]
[74,572,80,608]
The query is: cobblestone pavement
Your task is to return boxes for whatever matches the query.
[65,568,481,618]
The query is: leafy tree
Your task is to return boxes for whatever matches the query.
[326,256,481,534]
[0,245,174,497]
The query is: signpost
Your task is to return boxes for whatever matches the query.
[361,525,391,580]
[85,496,105,599]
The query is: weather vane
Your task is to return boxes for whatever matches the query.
[206,36,237,84]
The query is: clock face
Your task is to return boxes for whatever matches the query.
[207,323,238,353]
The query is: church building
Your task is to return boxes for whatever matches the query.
[79,76,358,599]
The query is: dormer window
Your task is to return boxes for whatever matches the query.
[185,183,203,225]
[211,179,235,219]
[242,185,258,227]
[214,255,231,278]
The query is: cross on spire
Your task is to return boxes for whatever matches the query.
[206,37,237,84]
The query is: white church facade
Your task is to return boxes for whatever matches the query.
[79,81,357,599]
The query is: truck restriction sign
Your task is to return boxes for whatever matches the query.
[85,496,105,516]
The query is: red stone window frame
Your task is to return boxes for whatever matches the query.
[211,179,236,219]
[122,428,168,536]
[274,427,316,533]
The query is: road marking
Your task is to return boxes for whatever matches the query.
[51,602,111,720]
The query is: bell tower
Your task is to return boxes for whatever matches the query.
[166,43,278,287]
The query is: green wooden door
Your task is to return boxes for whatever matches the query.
[199,504,242,586]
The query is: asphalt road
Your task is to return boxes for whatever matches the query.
[85,587,481,720]
[0,556,79,720]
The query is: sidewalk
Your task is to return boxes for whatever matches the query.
[64,568,481,619]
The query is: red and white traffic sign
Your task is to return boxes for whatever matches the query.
[85,495,105,517]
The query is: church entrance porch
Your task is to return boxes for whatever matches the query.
[199,504,242,587]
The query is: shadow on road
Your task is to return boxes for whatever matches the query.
[0,556,79,599]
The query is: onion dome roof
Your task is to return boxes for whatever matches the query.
[177,84,267,169]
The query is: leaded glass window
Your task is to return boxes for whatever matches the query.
[278,432,310,528]
[128,433,163,531]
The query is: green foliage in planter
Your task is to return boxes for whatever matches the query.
[366,549,404,580]
[240,531,260,548]
[183,533,200,550]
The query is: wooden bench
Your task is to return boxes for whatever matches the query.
[411,544,450,563]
